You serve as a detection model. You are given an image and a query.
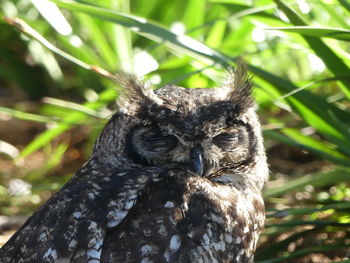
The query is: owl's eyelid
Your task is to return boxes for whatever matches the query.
[144,135,177,143]
[214,133,239,141]
[143,127,178,147]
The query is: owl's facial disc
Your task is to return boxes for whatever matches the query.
[124,81,256,176]
[127,113,255,178]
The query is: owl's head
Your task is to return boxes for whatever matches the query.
[94,60,268,189]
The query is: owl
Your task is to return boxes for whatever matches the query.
[0,60,268,263]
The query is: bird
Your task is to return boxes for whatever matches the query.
[0,59,268,263]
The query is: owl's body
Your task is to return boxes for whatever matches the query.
[0,61,268,263]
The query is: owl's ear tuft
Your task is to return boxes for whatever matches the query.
[225,57,254,109]
[115,74,163,113]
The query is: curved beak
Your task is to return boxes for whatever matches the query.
[190,145,204,176]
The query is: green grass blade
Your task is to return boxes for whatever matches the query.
[210,1,277,20]
[287,97,350,155]
[57,35,106,66]
[108,0,133,72]
[0,106,60,123]
[264,130,350,166]
[20,89,117,157]
[267,201,350,217]
[276,76,350,101]
[49,0,228,65]
[42,97,107,118]
[19,122,71,158]
[4,17,115,79]
[5,17,90,70]
[256,228,317,260]
[263,168,350,198]
[273,0,350,99]
[338,0,350,13]
[24,143,69,181]
[253,66,350,155]
[256,244,349,263]
[76,14,117,69]
[266,26,350,41]
[268,220,350,229]
[205,19,227,48]
[319,1,349,28]
[264,74,350,124]
[182,0,206,37]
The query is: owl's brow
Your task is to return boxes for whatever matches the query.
[151,101,240,119]
[196,101,240,121]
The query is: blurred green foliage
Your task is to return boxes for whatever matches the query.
[0,0,349,261]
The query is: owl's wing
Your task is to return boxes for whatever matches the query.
[0,159,161,263]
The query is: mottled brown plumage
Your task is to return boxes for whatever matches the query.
[0,60,268,263]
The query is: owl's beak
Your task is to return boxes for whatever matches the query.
[190,145,204,176]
